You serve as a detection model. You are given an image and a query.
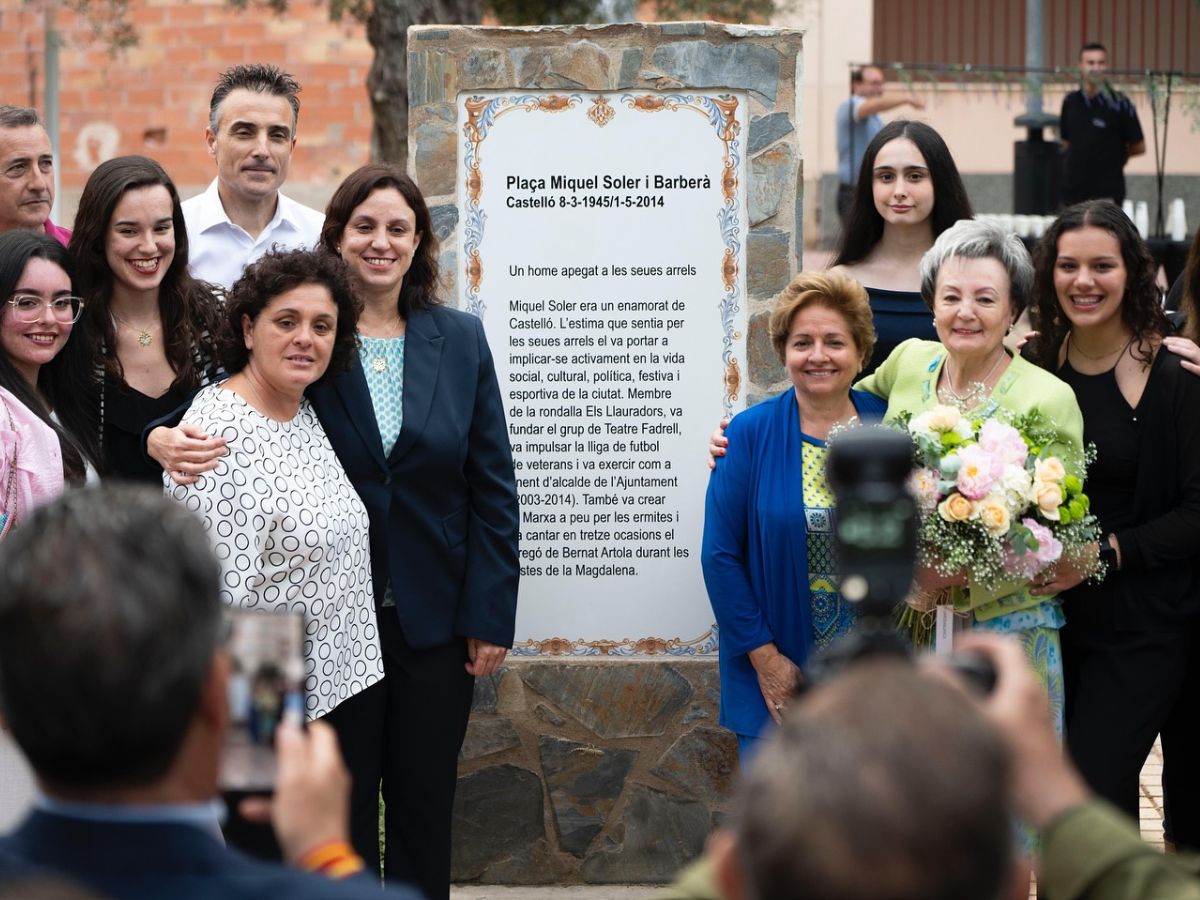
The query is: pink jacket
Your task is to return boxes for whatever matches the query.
[0,386,64,534]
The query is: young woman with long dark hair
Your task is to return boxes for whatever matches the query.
[1027,200,1200,848]
[832,119,974,374]
[58,155,226,481]
[0,231,92,529]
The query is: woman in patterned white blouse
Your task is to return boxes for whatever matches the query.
[164,248,385,859]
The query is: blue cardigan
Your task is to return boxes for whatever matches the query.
[701,388,888,737]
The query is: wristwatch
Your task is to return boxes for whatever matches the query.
[1098,538,1118,574]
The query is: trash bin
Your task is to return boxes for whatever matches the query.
[1013,135,1063,215]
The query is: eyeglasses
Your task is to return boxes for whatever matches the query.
[6,294,85,324]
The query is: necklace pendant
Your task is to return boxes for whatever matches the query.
[137,329,152,348]
[371,356,387,373]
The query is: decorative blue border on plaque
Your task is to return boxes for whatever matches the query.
[459,90,745,657]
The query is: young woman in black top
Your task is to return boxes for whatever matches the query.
[1027,200,1200,846]
[56,156,226,481]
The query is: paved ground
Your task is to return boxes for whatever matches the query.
[452,742,1167,900]
[1139,738,1167,848]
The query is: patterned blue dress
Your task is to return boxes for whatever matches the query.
[802,439,856,648]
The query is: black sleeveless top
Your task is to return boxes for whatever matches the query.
[102,376,191,484]
[866,286,938,376]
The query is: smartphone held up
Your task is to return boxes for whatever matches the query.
[220,608,306,793]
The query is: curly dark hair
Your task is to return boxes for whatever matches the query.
[1181,226,1200,343]
[66,156,226,390]
[1027,200,1167,370]
[319,164,441,319]
[832,120,974,268]
[221,249,361,383]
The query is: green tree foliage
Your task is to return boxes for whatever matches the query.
[652,0,777,22]
[63,0,137,50]
[487,0,602,25]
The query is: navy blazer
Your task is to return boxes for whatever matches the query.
[0,810,420,899]
[308,305,520,650]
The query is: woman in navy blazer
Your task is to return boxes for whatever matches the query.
[310,165,519,898]
[702,272,885,759]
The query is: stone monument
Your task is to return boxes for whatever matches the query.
[408,20,803,884]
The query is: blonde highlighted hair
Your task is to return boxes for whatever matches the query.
[768,271,876,370]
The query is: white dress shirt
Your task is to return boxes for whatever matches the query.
[182,179,326,290]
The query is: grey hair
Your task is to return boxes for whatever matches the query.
[208,63,301,135]
[0,105,42,130]
[919,217,1034,319]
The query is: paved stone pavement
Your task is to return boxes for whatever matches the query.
[1139,738,1166,848]
[452,742,1167,900]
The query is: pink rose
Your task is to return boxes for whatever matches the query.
[1024,518,1063,567]
[1010,517,1064,580]
[977,421,1029,467]
[954,444,1003,501]
[908,468,941,511]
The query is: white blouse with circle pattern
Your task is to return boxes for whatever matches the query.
[166,382,383,719]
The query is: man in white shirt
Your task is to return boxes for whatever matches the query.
[183,64,326,289]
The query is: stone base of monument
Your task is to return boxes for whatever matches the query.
[450,659,735,885]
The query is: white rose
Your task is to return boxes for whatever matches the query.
[998,464,1033,516]
[926,405,962,433]
[909,410,935,436]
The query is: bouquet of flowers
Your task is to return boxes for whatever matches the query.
[896,404,1100,639]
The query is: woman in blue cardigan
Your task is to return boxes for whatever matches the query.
[701,272,886,758]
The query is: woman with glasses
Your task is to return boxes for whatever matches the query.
[54,156,227,482]
[0,231,93,536]
[0,230,93,838]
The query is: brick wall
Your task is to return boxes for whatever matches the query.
[0,0,374,213]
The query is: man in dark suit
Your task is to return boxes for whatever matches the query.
[0,485,420,900]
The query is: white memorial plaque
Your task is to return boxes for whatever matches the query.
[457,91,749,656]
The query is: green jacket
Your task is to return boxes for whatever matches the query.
[1042,801,1200,900]
[653,802,1200,900]
[856,338,1086,621]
